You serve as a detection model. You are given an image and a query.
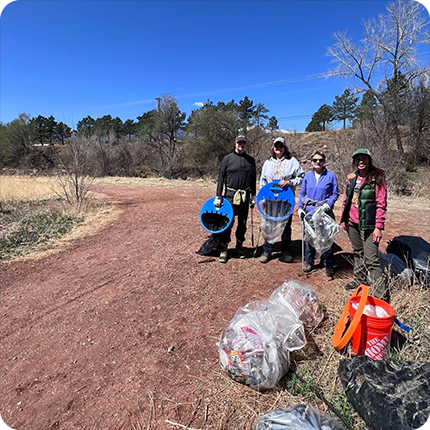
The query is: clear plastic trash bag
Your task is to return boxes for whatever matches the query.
[269,280,324,328]
[218,298,306,391]
[253,404,345,430]
[260,217,288,244]
[303,207,339,259]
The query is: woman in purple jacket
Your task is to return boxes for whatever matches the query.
[298,151,339,275]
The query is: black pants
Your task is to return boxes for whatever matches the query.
[218,201,249,248]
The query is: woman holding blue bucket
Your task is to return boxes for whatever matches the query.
[259,137,304,263]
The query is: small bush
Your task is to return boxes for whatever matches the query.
[0,199,82,260]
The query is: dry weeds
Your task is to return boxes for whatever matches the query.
[0,175,61,202]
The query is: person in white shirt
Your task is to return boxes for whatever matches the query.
[259,137,304,263]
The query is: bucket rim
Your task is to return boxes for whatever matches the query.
[332,284,369,350]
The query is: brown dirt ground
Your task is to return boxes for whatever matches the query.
[1,180,429,430]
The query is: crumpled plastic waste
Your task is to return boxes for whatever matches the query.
[338,356,430,430]
[260,216,289,244]
[218,281,323,390]
[253,404,345,430]
[303,207,339,259]
[269,280,324,328]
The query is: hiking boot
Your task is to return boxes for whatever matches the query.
[303,263,313,273]
[236,242,246,259]
[344,279,362,292]
[219,250,228,264]
[260,253,271,264]
[326,267,335,277]
[280,250,293,263]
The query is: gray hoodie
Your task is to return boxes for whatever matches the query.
[260,156,304,192]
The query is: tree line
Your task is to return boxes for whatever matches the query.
[0,0,428,185]
[0,94,282,177]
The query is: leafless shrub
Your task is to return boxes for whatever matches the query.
[54,135,95,209]
[331,121,403,194]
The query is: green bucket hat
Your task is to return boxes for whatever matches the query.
[352,148,372,158]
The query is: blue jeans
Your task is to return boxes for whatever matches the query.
[305,241,334,268]
[262,215,292,254]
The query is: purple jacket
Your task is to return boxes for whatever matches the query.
[298,168,339,212]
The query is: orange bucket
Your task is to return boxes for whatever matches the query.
[332,285,394,360]
[349,295,394,360]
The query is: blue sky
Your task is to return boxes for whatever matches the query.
[1,0,429,132]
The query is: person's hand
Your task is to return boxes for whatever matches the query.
[341,222,348,233]
[322,203,331,213]
[249,196,255,209]
[297,208,305,220]
[279,179,291,187]
[373,227,382,244]
[214,196,223,208]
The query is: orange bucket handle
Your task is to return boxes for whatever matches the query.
[332,284,369,350]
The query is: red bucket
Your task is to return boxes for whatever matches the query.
[349,295,394,360]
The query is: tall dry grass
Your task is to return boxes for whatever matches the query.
[0,175,61,202]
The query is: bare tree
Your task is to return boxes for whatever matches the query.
[327,0,430,158]
[55,135,94,209]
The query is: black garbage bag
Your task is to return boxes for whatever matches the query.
[196,234,222,256]
[386,236,430,285]
[253,404,345,429]
[338,356,430,430]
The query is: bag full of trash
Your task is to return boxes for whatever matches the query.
[218,299,306,391]
[303,207,339,259]
[253,404,345,430]
[260,216,289,244]
[269,280,324,328]
[338,356,430,430]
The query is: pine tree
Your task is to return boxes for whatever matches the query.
[332,89,358,129]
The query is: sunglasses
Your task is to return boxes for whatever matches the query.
[274,144,284,149]
[312,159,325,163]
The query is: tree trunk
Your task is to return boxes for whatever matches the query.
[394,125,405,160]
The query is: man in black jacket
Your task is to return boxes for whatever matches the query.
[214,135,256,263]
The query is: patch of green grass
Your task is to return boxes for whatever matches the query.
[284,373,318,399]
[330,391,365,429]
[0,199,82,260]
[283,373,360,429]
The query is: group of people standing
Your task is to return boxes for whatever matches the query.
[214,135,388,300]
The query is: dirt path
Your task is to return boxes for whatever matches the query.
[1,181,429,430]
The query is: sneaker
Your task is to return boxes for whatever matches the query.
[344,279,361,292]
[260,253,271,264]
[280,250,293,263]
[219,250,228,264]
[326,267,335,277]
[303,263,313,273]
[236,247,246,259]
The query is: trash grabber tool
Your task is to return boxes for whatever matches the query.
[253,225,261,258]
[301,215,306,271]
[251,207,254,247]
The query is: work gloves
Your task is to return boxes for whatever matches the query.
[249,196,255,209]
[214,196,223,208]
[322,203,331,213]
[297,208,305,220]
